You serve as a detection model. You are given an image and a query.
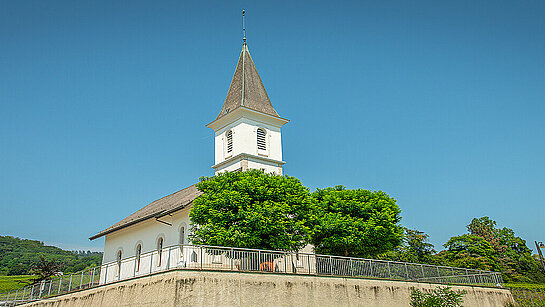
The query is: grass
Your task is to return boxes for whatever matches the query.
[505,283,545,289]
[0,275,34,293]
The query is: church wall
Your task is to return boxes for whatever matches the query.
[102,207,191,272]
[23,270,514,307]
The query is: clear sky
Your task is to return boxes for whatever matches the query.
[1,0,544,252]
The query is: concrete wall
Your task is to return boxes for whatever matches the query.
[24,270,514,307]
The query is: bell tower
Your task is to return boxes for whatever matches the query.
[206,41,288,175]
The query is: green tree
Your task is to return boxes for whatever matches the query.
[465,217,544,283]
[380,228,439,264]
[441,234,497,271]
[189,170,313,251]
[309,186,403,258]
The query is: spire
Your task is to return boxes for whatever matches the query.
[242,9,246,44]
[216,43,280,119]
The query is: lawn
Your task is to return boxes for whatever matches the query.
[505,283,545,289]
[0,275,33,293]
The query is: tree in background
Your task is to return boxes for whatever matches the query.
[20,256,64,285]
[441,217,545,283]
[380,228,439,265]
[309,186,403,258]
[189,170,313,251]
[441,234,498,271]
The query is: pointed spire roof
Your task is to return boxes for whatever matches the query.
[216,43,279,119]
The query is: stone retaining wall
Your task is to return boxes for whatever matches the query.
[23,269,514,307]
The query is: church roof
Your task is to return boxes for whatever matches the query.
[216,43,280,119]
[89,184,201,240]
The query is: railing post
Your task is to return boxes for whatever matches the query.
[58,275,62,294]
[68,274,73,292]
[15,289,19,304]
[404,263,409,280]
[166,246,171,271]
[30,284,35,300]
[284,252,288,273]
[91,267,96,287]
[104,264,108,284]
[48,279,53,296]
[150,253,153,274]
[308,254,312,275]
[133,255,137,277]
[200,246,203,270]
[420,264,425,280]
[80,271,84,288]
[329,256,333,275]
[37,281,42,299]
[22,287,26,302]
[387,262,391,279]
[230,248,234,271]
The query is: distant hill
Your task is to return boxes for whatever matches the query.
[0,236,102,276]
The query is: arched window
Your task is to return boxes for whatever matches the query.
[157,237,164,267]
[180,227,185,245]
[257,128,266,151]
[135,244,142,272]
[179,227,185,256]
[226,130,233,153]
[116,250,122,277]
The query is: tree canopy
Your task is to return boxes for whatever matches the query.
[0,236,102,276]
[189,170,313,251]
[308,186,403,258]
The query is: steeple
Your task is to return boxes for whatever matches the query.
[216,44,280,120]
[207,12,288,175]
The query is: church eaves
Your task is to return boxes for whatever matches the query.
[216,43,280,119]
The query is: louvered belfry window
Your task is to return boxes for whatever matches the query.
[226,130,233,153]
[257,128,266,151]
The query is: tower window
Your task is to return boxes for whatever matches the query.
[226,130,233,153]
[257,128,266,151]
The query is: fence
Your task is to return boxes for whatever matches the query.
[509,287,545,307]
[0,244,504,306]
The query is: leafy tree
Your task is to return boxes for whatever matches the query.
[441,217,544,283]
[380,228,440,264]
[189,170,313,251]
[309,186,403,258]
[441,234,497,271]
[466,217,544,283]
[20,256,64,285]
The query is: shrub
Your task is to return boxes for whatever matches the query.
[410,286,467,307]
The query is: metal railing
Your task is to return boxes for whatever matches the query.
[0,244,504,306]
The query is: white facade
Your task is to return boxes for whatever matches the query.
[207,107,288,174]
[96,43,291,281]
[101,206,192,282]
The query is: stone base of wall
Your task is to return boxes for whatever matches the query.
[23,270,514,307]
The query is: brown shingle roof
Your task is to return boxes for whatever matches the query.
[89,184,202,240]
[217,43,280,119]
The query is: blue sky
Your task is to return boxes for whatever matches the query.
[1,0,544,252]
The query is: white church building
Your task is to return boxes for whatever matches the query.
[89,40,291,281]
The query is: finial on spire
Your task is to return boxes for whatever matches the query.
[242,9,246,44]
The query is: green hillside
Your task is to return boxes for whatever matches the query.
[0,236,102,276]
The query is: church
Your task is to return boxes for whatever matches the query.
[89,38,290,275]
